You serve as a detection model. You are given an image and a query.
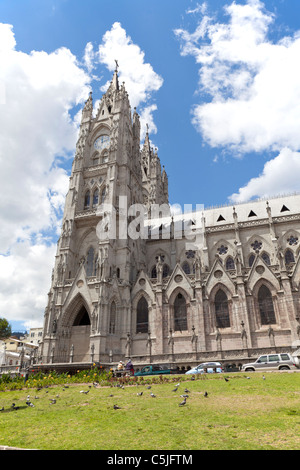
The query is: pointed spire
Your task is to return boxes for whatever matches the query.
[111,59,119,91]
[142,123,151,153]
[81,91,93,123]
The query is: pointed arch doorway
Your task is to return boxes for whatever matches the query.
[68,302,91,363]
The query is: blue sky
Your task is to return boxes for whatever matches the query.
[1,0,300,331]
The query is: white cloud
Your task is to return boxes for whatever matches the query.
[175,0,300,201]
[229,148,300,203]
[0,241,56,329]
[0,23,92,327]
[97,22,163,134]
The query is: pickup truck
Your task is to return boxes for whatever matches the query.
[134,364,176,376]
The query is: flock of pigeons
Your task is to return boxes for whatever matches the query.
[0,375,246,413]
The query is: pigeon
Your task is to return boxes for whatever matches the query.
[0,407,4,412]
[204,391,208,398]
[262,375,266,380]
[137,392,143,396]
[26,399,34,407]
[50,399,56,404]
[80,390,89,394]
[146,386,151,389]
[179,397,187,406]
[150,392,156,397]
[184,388,190,393]
[224,377,229,382]
[11,403,20,410]
[113,404,121,409]
[180,394,189,398]
[108,394,114,397]
[172,387,178,392]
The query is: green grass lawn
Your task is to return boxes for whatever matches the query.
[0,372,299,450]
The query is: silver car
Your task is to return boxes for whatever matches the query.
[185,362,223,374]
[242,353,300,372]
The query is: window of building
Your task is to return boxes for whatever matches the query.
[151,266,157,278]
[85,247,95,277]
[249,254,255,267]
[225,257,235,270]
[215,289,230,328]
[162,264,170,278]
[84,190,90,209]
[93,189,99,207]
[109,301,116,334]
[174,293,187,331]
[285,249,295,264]
[258,285,276,325]
[101,187,106,204]
[136,297,148,333]
[261,252,271,265]
[182,262,190,275]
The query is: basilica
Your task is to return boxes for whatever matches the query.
[39,68,300,370]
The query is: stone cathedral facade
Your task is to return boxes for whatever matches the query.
[39,68,300,369]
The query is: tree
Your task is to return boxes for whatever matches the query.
[0,318,12,340]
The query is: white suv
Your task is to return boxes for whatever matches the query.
[242,353,300,372]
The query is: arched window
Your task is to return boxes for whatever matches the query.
[109,301,116,334]
[85,247,94,277]
[261,252,271,265]
[249,254,255,267]
[102,151,109,163]
[151,266,157,278]
[84,190,90,209]
[101,187,106,204]
[93,189,99,207]
[258,285,276,325]
[174,293,187,331]
[136,297,149,333]
[285,249,295,264]
[162,264,170,278]
[215,289,230,328]
[225,257,235,270]
[182,262,190,275]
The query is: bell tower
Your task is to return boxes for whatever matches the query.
[40,65,159,364]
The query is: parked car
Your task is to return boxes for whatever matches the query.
[241,353,300,372]
[185,362,223,375]
[134,364,176,376]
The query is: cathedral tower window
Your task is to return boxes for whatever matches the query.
[136,297,149,333]
[258,285,276,325]
[84,190,90,209]
[174,293,187,331]
[285,249,295,264]
[85,247,95,277]
[93,189,99,207]
[214,289,230,328]
[101,187,106,204]
[109,301,116,334]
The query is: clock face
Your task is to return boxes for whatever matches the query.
[94,135,110,151]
